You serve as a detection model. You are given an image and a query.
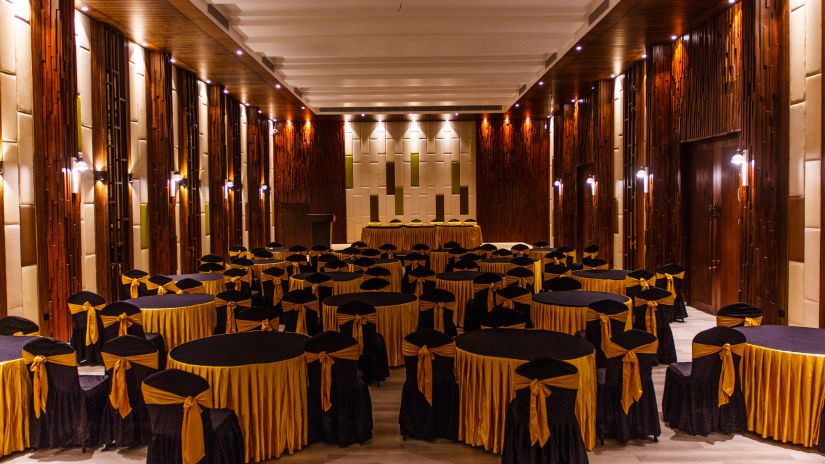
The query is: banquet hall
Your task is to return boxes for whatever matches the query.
[0,0,821,463]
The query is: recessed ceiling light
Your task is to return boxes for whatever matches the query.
[538,81,544,86]
[235,49,243,56]
[244,102,250,107]
[205,79,211,84]
[360,113,365,117]
[671,34,678,41]
[80,5,89,12]
[515,103,520,108]
[275,84,282,89]
[728,0,735,3]
[642,53,648,59]
[140,41,149,48]
[223,88,229,94]
[257,109,262,114]
[301,106,306,110]
[571,98,576,103]
[169,57,176,63]
[575,45,582,51]
[610,73,616,78]
[454,112,459,116]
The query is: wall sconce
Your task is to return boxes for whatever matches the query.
[731,149,749,187]
[635,167,649,193]
[224,179,234,199]
[170,170,183,197]
[259,184,269,193]
[585,175,596,196]
[73,153,89,172]
[94,170,108,183]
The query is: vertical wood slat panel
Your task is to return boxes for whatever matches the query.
[207,85,228,257]
[246,111,266,248]
[226,97,242,246]
[31,0,82,338]
[145,49,176,275]
[177,68,200,273]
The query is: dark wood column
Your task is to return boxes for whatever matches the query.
[177,69,201,273]
[145,49,176,275]
[246,111,266,248]
[207,85,228,257]
[31,0,83,339]
[226,97,242,247]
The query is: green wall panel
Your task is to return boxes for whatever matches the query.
[204,203,210,236]
[345,155,354,189]
[395,186,404,215]
[451,160,460,194]
[410,153,419,186]
[140,203,149,249]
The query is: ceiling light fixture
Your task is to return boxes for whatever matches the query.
[244,102,250,107]
[205,79,211,84]
[575,45,582,51]
[80,5,89,12]
[642,53,648,59]
[515,103,520,108]
[361,113,365,117]
[670,34,678,41]
[610,73,616,78]
[454,112,459,116]
[223,88,229,94]
[169,57,176,63]
[538,81,544,86]
[235,49,243,56]
[275,84,282,89]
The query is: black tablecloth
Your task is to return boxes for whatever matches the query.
[436,271,484,281]
[531,248,556,253]
[167,273,223,282]
[0,335,38,362]
[254,258,284,265]
[293,272,362,282]
[324,292,416,307]
[482,258,537,264]
[169,331,308,366]
[532,291,628,307]
[126,293,214,308]
[736,326,825,355]
[455,329,593,360]
[573,270,629,280]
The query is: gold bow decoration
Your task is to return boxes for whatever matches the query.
[214,297,252,334]
[223,272,251,287]
[144,279,179,296]
[236,317,279,332]
[513,372,579,446]
[624,275,654,291]
[505,275,531,290]
[495,292,532,310]
[259,272,286,304]
[304,345,361,411]
[716,315,762,328]
[583,251,598,260]
[178,283,205,294]
[401,341,456,405]
[472,282,500,311]
[142,383,213,464]
[102,351,159,418]
[481,322,526,329]
[408,274,436,297]
[563,250,577,263]
[692,342,746,406]
[336,312,379,354]
[635,297,661,337]
[655,271,684,305]
[583,261,609,270]
[282,299,320,335]
[121,275,147,299]
[602,338,658,413]
[13,330,38,336]
[68,301,106,346]
[22,350,78,418]
[100,312,144,337]
[419,300,455,333]
[307,280,334,298]
[585,308,632,352]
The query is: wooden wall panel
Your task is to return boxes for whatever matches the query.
[226,97,242,246]
[177,68,200,272]
[272,118,347,244]
[207,85,228,257]
[246,111,267,248]
[145,49,176,275]
[477,115,550,243]
[31,0,83,339]
[623,60,647,269]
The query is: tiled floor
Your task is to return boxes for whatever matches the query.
[6,308,824,463]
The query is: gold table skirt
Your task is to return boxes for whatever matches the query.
[478,261,542,289]
[740,343,825,447]
[0,358,30,456]
[430,251,450,274]
[322,300,419,367]
[289,275,363,295]
[199,278,226,296]
[454,349,596,453]
[360,224,483,250]
[168,356,308,462]
[572,275,626,295]
[530,302,589,335]
[349,261,402,292]
[141,301,216,350]
[434,278,475,327]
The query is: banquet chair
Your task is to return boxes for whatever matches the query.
[199,254,224,267]
[322,259,349,272]
[173,278,205,294]
[492,248,513,257]
[142,369,244,464]
[364,265,392,279]
[379,243,398,259]
[543,276,582,292]
[532,240,551,248]
[556,246,577,265]
[633,287,677,365]
[281,289,322,336]
[663,327,746,436]
[655,263,688,322]
[495,285,533,326]
[544,263,572,280]
[399,329,458,441]
[464,218,477,223]
[582,258,609,270]
[289,244,309,254]
[252,248,274,259]
[418,289,458,337]
[511,256,535,269]
[228,257,255,282]
[351,241,368,249]
[442,241,461,250]
[23,337,109,449]
[286,253,311,276]
[222,268,252,295]
[228,245,247,258]
[583,245,600,259]
[403,266,436,297]
[461,252,482,262]
[99,335,159,448]
[359,248,382,258]
[198,262,225,274]
[214,290,252,334]
[502,357,588,464]
[99,301,166,369]
[585,299,632,369]
[360,277,392,292]
[505,267,535,292]
[624,269,655,301]
[68,290,107,364]
[0,315,39,336]
[316,253,340,272]
[260,266,288,309]
[305,331,373,446]
[301,272,335,304]
[409,219,423,225]
[716,303,763,327]
[411,243,431,254]
[144,275,178,295]
[235,306,280,332]
[511,243,530,257]
[351,257,377,272]
[465,273,503,331]
[267,242,284,249]
[451,259,480,271]
[481,306,527,329]
[601,330,660,443]
[476,243,498,258]
[336,301,389,385]
[401,251,427,271]
[121,269,149,299]
[445,247,469,271]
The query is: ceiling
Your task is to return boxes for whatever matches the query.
[207,0,600,114]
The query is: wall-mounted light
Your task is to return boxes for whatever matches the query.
[586,175,596,196]
[73,153,89,172]
[224,179,234,199]
[731,149,749,187]
[260,184,268,193]
[635,167,649,193]
[170,170,183,197]
[94,170,108,183]
[553,179,563,196]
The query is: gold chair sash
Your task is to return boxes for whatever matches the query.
[583,251,598,260]
[583,262,609,270]
[513,372,579,446]
[236,317,279,332]
[624,276,654,291]
[68,301,106,346]
[563,250,577,263]
[408,274,436,298]
[401,341,456,405]
[223,273,251,287]
[22,350,78,418]
[145,280,179,295]
[214,297,252,334]
[472,282,499,312]
[100,312,144,337]
[655,271,684,304]
[282,300,320,336]
[481,322,526,329]
[13,330,39,336]
[635,298,659,336]
[304,345,361,411]
[505,275,531,290]
[259,272,285,303]
[692,342,746,406]
[180,284,205,294]
[419,300,455,333]
[716,315,762,328]
[121,275,146,299]
[603,339,658,413]
[142,383,213,464]
[495,292,532,309]
[585,309,632,353]
[102,351,159,418]
[545,268,572,279]
[336,313,378,354]
[307,280,333,298]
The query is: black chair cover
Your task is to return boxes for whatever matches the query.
[464,273,502,331]
[656,263,688,321]
[481,306,527,329]
[633,287,677,365]
[0,315,38,336]
[68,290,106,364]
[282,289,322,336]
[584,299,629,369]
[543,277,582,292]
[214,290,251,335]
[337,301,389,384]
[99,301,166,369]
[418,289,458,337]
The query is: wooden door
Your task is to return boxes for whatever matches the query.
[683,136,741,314]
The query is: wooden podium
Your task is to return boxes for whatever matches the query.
[308,214,335,248]
[280,203,336,247]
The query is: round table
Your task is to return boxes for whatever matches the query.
[253,258,290,280]
[168,273,226,295]
[322,292,418,367]
[454,329,596,453]
[126,294,216,350]
[572,269,629,295]
[479,258,542,289]
[168,332,308,462]
[429,250,450,274]
[289,272,364,295]
[0,335,38,457]
[436,271,490,327]
[528,247,556,262]
[531,291,631,334]
[436,224,484,249]
[349,258,402,292]
[737,326,825,448]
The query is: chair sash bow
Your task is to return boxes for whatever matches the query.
[100,312,144,337]
[495,292,531,310]
[513,372,579,446]
[419,300,454,333]
[401,341,455,405]
[304,345,360,411]
[472,282,498,311]
[215,298,251,334]
[121,275,145,298]
[624,276,653,291]
[692,342,745,406]
[408,274,435,297]
[283,300,319,335]
[68,301,106,346]
[141,383,213,464]
[102,351,158,417]
[22,350,78,418]
[236,317,279,332]
[603,339,658,413]
[336,312,378,354]
[586,308,631,352]
[716,315,762,328]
